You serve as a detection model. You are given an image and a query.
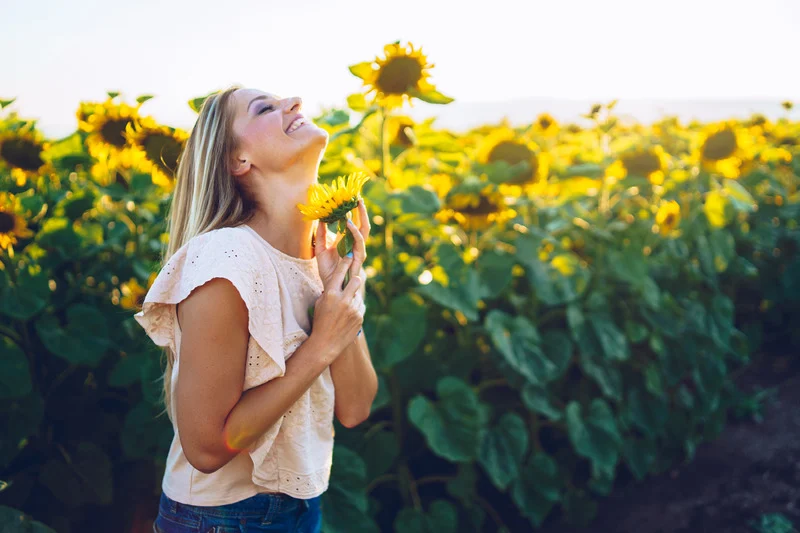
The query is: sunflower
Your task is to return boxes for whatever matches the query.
[119,273,157,311]
[125,117,188,190]
[297,172,371,224]
[351,42,450,109]
[534,113,559,137]
[388,115,416,148]
[78,97,144,168]
[655,200,681,236]
[703,190,732,228]
[477,126,548,186]
[609,145,669,185]
[0,191,34,253]
[436,178,516,231]
[0,125,54,186]
[696,122,754,179]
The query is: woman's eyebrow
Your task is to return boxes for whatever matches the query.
[247,95,280,112]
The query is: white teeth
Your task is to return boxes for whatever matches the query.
[287,117,305,133]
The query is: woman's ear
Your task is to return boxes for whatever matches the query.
[231,157,251,177]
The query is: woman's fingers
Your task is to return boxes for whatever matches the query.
[347,219,366,276]
[342,273,363,302]
[330,254,353,290]
[315,220,327,254]
[357,199,371,239]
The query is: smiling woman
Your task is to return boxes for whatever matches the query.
[133,85,377,533]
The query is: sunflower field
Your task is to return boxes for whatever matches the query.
[1,41,799,533]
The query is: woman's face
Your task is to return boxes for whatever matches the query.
[230,88,328,177]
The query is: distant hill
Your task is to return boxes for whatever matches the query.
[403,98,792,132]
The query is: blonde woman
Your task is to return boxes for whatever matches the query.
[134,85,378,533]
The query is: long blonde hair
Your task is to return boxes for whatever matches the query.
[154,84,258,418]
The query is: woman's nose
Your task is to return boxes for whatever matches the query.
[284,96,302,112]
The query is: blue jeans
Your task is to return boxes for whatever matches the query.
[153,491,322,532]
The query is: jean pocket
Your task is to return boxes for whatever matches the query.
[153,513,201,533]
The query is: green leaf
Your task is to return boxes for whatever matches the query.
[515,235,589,305]
[367,294,427,371]
[36,216,81,253]
[136,94,155,104]
[566,399,622,477]
[485,310,559,385]
[625,389,668,435]
[0,267,49,321]
[0,337,32,400]
[188,92,216,113]
[35,304,112,367]
[346,93,368,112]
[317,109,351,128]
[108,353,148,388]
[510,453,562,527]
[394,500,458,533]
[478,413,528,490]
[0,505,57,532]
[521,384,562,421]
[0,98,17,109]
[121,402,173,460]
[591,315,630,362]
[722,178,756,212]
[476,250,516,299]
[0,393,43,468]
[407,88,455,105]
[360,430,399,479]
[563,163,605,178]
[415,270,480,321]
[625,320,649,343]
[408,377,487,462]
[57,189,96,220]
[106,91,120,99]
[348,61,375,80]
[38,441,113,507]
[322,446,379,533]
[623,437,657,481]
[399,186,441,215]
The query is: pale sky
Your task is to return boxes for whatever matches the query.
[5,0,799,138]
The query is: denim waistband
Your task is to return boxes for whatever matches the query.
[161,490,315,519]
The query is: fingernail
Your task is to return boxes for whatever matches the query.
[346,251,354,258]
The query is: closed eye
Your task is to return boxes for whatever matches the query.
[258,105,274,115]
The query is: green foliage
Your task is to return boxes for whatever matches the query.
[0,92,798,533]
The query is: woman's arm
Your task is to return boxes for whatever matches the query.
[174,277,339,475]
[329,271,377,427]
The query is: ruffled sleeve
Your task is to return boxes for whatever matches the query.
[133,226,286,378]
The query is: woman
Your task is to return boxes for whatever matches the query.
[134,85,378,532]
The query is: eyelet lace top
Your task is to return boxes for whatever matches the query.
[133,223,364,506]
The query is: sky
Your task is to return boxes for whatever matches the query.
[4,0,799,138]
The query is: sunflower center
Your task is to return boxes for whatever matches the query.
[376,56,424,95]
[539,116,553,130]
[0,211,16,233]
[0,138,44,171]
[702,129,737,161]
[487,141,538,184]
[143,133,182,175]
[662,213,675,226]
[101,119,132,148]
[457,195,501,216]
[621,151,661,176]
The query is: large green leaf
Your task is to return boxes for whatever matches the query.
[565,399,623,477]
[0,506,57,532]
[408,377,487,462]
[622,437,657,481]
[38,441,113,507]
[521,384,563,421]
[322,446,379,533]
[476,250,516,299]
[398,186,441,215]
[366,294,427,371]
[394,500,458,533]
[360,430,399,479]
[510,453,562,527]
[415,271,480,322]
[591,315,630,362]
[121,401,173,460]
[485,310,562,386]
[35,304,112,367]
[625,388,668,436]
[0,393,43,468]
[0,267,49,321]
[0,337,32,400]
[478,412,528,490]
[515,234,589,305]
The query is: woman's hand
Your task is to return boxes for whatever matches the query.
[310,254,365,360]
[314,198,371,292]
